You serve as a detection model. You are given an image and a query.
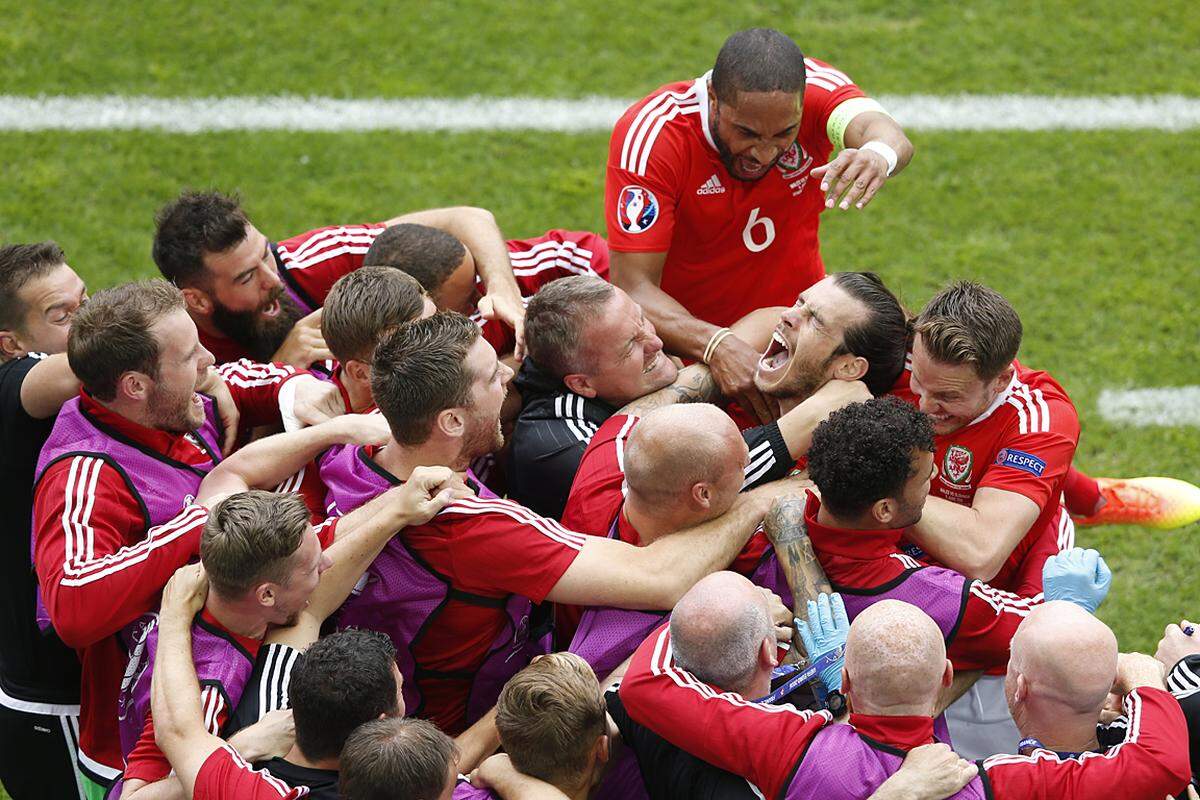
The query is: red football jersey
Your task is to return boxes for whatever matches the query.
[275,223,386,309]
[605,60,866,328]
[893,360,1080,595]
[473,229,610,355]
[194,745,306,800]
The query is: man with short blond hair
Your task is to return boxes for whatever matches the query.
[492,653,608,796]
[117,491,330,798]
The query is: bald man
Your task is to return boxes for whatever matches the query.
[1003,602,1118,754]
[978,601,1192,796]
[621,576,1192,800]
[562,404,800,677]
[622,580,988,798]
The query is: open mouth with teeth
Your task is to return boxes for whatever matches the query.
[758,330,791,375]
[643,351,662,375]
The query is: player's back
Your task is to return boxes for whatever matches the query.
[788,723,988,800]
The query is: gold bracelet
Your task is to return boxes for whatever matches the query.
[703,327,733,364]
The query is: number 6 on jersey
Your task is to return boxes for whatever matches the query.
[743,207,776,253]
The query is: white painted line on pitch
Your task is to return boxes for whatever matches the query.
[0,94,1199,133]
[1098,386,1200,427]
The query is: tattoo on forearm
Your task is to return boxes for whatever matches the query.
[764,494,833,627]
[618,364,720,415]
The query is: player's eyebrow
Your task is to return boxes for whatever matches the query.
[44,300,73,315]
[234,265,258,282]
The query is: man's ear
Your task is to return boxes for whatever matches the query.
[990,363,1015,395]
[181,286,213,317]
[595,734,610,767]
[0,330,27,360]
[840,667,853,699]
[255,583,277,609]
[563,373,597,399]
[831,354,868,383]
[436,407,466,439]
[1013,672,1028,705]
[116,371,151,403]
[691,482,713,510]
[870,496,895,527]
[942,659,954,688]
[760,635,778,670]
[344,358,371,385]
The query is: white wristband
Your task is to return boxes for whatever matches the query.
[860,140,898,176]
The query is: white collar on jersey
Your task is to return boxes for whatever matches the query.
[967,365,1022,428]
[694,70,719,153]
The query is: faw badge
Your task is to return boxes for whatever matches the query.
[777,141,812,179]
[942,445,973,485]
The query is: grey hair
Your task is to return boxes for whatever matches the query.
[670,600,770,691]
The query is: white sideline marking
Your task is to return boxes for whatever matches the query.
[1098,386,1200,427]
[1,94,1199,133]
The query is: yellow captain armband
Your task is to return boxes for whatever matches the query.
[825,97,891,152]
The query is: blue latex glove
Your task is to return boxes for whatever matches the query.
[1042,547,1112,613]
[796,593,849,693]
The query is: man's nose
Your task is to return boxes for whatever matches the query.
[258,262,282,290]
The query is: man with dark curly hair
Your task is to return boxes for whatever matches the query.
[801,397,1111,757]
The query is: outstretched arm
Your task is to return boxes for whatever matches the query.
[907,489,1040,582]
[197,413,390,505]
[548,477,805,609]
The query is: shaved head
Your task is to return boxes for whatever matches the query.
[1008,601,1118,715]
[624,404,747,515]
[845,600,949,716]
[670,571,772,694]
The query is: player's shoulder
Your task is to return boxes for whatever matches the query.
[801,57,857,97]
[993,364,1080,436]
[275,223,385,257]
[590,413,639,449]
[612,77,704,174]
[436,494,588,549]
[617,78,704,129]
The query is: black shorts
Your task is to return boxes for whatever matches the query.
[0,701,86,800]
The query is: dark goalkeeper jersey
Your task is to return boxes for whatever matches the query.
[0,355,80,710]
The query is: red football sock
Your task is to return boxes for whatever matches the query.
[1063,466,1103,516]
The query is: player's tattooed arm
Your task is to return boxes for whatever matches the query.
[617,363,722,416]
[763,493,833,658]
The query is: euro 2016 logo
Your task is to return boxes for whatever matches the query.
[616,185,659,234]
[942,445,973,485]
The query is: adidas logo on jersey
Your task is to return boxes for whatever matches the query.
[696,174,726,195]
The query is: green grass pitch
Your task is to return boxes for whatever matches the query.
[1,3,1198,795]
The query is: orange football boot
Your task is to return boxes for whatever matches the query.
[1073,477,1200,529]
